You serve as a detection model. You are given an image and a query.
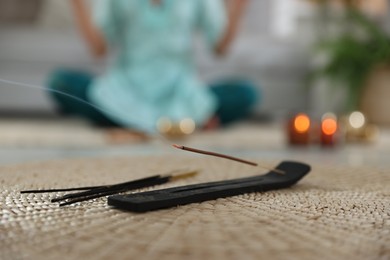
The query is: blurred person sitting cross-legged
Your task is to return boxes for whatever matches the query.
[47,0,259,141]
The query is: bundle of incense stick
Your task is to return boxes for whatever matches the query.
[172,145,285,175]
[21,170,198,206]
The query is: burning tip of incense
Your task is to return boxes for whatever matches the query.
[172,144,184,149]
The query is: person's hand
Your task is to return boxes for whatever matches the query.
[70,0,84,8]
[232,0,250,17]
[215,0,249,56]
[70,0,107,57]
[228,0,249,13]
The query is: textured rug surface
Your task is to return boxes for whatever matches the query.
[1,156,389,260]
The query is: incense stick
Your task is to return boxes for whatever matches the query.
[54,170,199,206]
[172,145,285,175]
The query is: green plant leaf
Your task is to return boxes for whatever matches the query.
[308,6,390,111]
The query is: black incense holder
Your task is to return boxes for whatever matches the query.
[108,161,310,212]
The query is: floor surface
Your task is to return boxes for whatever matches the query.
[0,117,389,170]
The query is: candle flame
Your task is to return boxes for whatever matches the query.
[294,114,310,133]
[322,118,337,135]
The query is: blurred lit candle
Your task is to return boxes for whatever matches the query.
[321,113,338,146]
[344,111,378,143]
[288,113,311,145]
[179,118,196,135]
[157,117,195,138]
[349,111,366,129]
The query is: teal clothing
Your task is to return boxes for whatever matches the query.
[89,0,227,133]
[48,69,259,127]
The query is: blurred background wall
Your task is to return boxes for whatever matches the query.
[0,0,389,119]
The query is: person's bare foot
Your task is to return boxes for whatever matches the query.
[203,116,220,131]
[105,128,149,144]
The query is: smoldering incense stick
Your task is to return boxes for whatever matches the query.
[172,144,285,175]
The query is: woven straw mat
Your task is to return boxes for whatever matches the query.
[1,156,389,260]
